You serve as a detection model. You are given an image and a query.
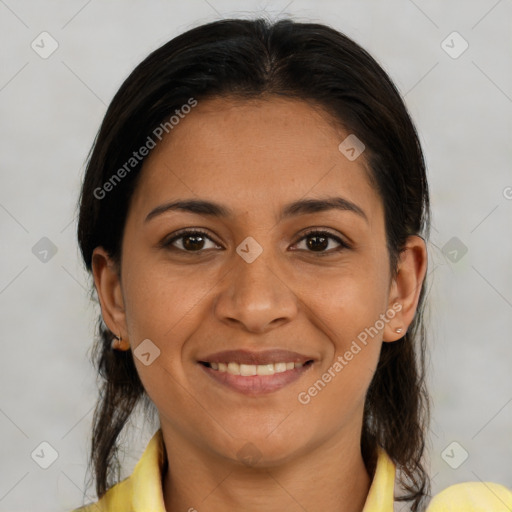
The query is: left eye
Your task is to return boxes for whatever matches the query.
[293,230,349,254]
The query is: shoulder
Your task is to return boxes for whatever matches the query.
[70,429,166,512]
[426,481,512,511]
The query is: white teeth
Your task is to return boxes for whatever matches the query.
[257,364,275,376]
[227,362,240,375]
[208,361,304,376]
[274,362,287,373]
[240,364,257,376]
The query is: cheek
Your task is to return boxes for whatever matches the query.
[121,255,216,344]
[313,261,390,340]
[120,256,213,419]
[304,257,390,389]
[295,273,388,424]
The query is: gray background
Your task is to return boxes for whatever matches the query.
[0,0,511,510]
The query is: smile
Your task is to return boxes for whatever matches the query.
[203,361,306,376]
[198,350,315,395]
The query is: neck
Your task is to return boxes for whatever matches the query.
[161,427,372,512]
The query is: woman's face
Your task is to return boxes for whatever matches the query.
[94,96,426,466]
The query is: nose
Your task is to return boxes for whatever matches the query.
[213,244,299,333]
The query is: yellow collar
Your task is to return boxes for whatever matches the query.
[130,429,396,511]
[362,444,396,512]
[83,429,396,511]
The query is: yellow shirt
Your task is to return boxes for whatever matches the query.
[72,429,512,511]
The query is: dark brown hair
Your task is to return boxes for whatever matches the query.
[77,17,431,511]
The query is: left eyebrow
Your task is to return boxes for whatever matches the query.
[145,196,368,224]
[280,197,368,224]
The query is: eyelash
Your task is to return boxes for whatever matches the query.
[161,228,350,255]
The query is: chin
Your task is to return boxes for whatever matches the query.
[217,432,310,469]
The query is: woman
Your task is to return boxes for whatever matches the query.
[73,17,512,512]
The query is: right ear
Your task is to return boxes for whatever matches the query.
[91,247,127,340]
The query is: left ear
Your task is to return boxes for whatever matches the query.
[383,235,428,342]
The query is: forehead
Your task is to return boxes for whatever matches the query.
[130,96,384,229]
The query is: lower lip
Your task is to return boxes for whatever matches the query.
[199,363,313,395]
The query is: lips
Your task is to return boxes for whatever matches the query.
[199,349,313,366]
[198,349,315,395]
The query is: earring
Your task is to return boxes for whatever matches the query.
[111,334,130,351]
[395,327,403,334]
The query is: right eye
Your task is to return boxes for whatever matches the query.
[161,229,222,252]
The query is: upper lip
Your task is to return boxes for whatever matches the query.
[199,349,314,366]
